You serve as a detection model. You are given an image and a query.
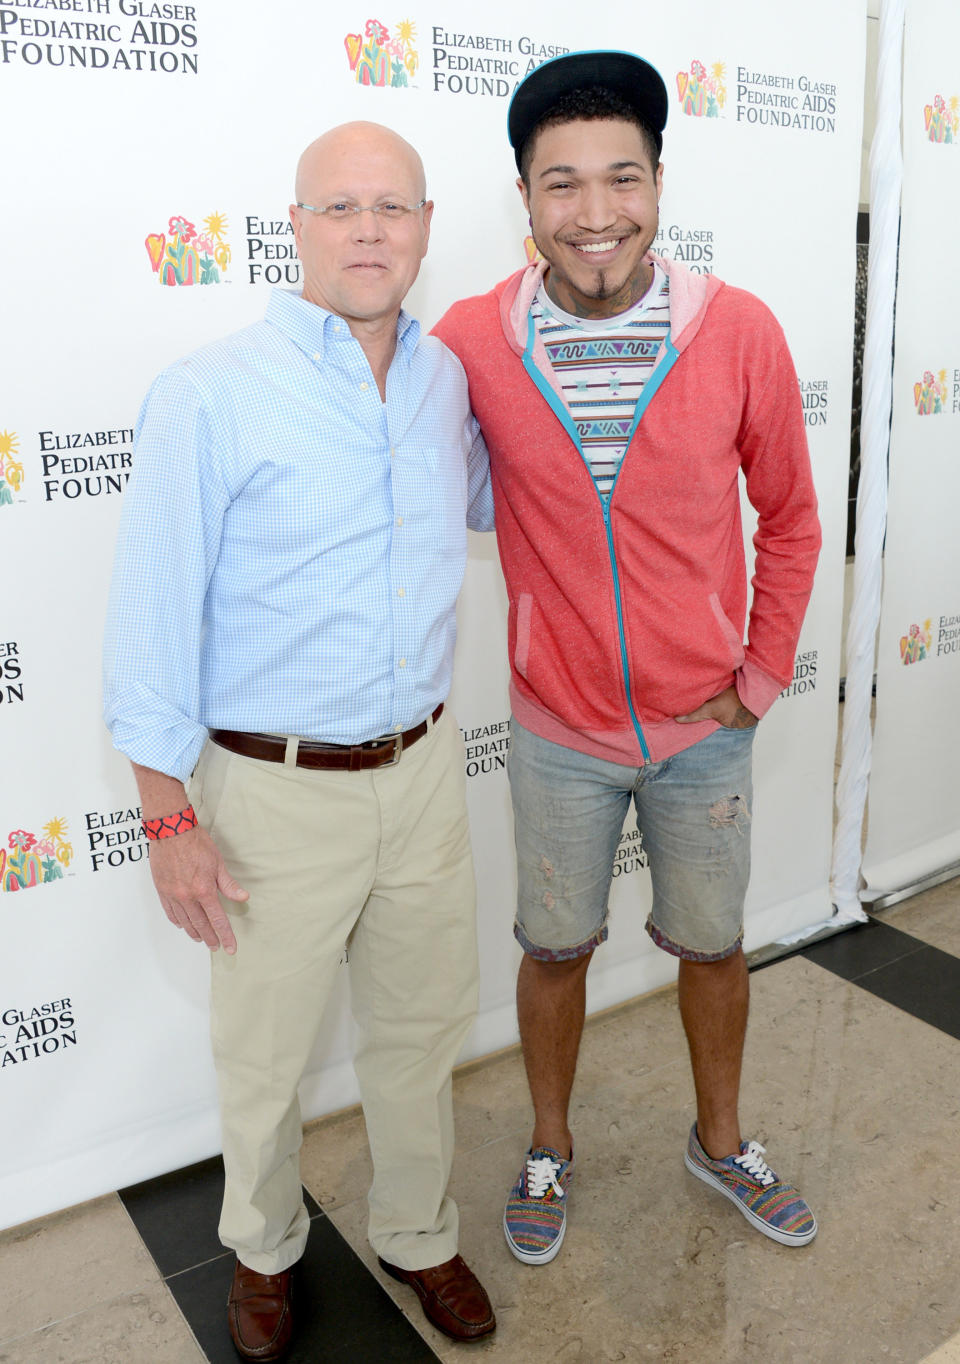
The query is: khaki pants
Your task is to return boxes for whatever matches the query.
[188,710,479,1274]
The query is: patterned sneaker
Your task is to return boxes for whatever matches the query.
[684,1124,817,1247]
[503,1146,573,1265]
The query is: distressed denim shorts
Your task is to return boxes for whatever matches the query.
[508,719,756,964]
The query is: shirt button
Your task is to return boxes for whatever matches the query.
[396,516,403,527]
[312,352,321,362]
[394,723,402,732]
[360,381,369,391]
[398,658,407,668]
[389,447,395,458]
[397,587,405,597]
[334,324,341,333]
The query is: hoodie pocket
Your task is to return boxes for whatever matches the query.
[709,593,745,669]
[514,592,533,677]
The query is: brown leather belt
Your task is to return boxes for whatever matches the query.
[210,704,443,772]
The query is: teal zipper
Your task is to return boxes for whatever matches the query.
[521,312,680,763]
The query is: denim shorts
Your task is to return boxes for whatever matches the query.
[508,719,755,964]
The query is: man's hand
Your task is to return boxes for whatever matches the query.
[676,684,758,729]
[148,825,247,954]
[131,761,248,953]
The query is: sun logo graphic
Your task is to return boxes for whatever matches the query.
[924,94,959,143]
[676,59,726,118]
[900,620,933,666]
[344,17,418,87]
[914,369,947,415]
[1,819,73,893]
[145,212,231,287]
[0,430,24,506]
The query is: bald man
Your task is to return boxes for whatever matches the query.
[104,123,496,1357]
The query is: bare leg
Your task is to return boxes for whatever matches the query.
[677,948,748,1160]
[516,950,593,1159]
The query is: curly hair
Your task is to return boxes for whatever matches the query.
[518,86,661,185]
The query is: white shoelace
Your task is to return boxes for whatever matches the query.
[733,1140,776,1187]
[524,1153,565,1198]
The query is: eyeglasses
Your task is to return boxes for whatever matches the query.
[296,199,426,223]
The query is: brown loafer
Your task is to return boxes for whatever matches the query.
[227,1259,294,1361]
[378,1253,495,1341]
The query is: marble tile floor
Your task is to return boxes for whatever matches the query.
[3,878,960,1363]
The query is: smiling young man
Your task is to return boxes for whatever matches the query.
[434,52,821,1265]
[105,122,496,1357]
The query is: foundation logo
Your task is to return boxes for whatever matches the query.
[937,613,960,658]
[431,29,566,97]
[1,998,76,1071]
[36,426,134,504]
[85,807,148,874]
[780,648,818,698]
[676,59,726,118]
[461,720,510,778]
[800,379,830,427]
[245,216,301,287]
[0,7,199,76]
[612,827,648,879]
[344,18,418,87]
[0,430,23,505]
[653,221,714,274]
[145,212,231,286]
[1,819,73,893]
[914,369,947,415]
[736,66,836,132]
[900,620,933,665]
[0,641,23,705]
[924,94,958,143]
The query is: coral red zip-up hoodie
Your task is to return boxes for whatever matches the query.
[434,254,821,767]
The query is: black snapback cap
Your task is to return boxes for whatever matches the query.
[508,49,669,171]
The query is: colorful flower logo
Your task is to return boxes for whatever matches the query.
[344,17,418,87]
[145,211,231,287]
[1,818,73,893]
[914,369,947,415]
[0,430,23,506]
[924,94,959,143]
[899,620,933,665]
[676,59,726,118]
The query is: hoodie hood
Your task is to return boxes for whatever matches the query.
[499,251,724,356]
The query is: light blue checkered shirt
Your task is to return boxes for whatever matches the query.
[104,288,494,781]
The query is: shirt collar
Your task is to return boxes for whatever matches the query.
[264,288,420,364]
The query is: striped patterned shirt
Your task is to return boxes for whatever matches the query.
[532,263,670,498]
[104,289,493,781]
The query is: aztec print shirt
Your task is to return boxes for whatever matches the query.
[531,262,671,499]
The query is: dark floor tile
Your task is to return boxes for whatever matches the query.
[801,917,927,982]
[168,1217,439,1363]
[119,1154,321,1278]
[845,942,960,1041]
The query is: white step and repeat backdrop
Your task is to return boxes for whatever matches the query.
[0,0,864,1229]
[862,0,960,899]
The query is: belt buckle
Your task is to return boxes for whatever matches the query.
[385,732,403,766]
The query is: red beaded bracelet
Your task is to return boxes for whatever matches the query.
[142,805,199,841]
